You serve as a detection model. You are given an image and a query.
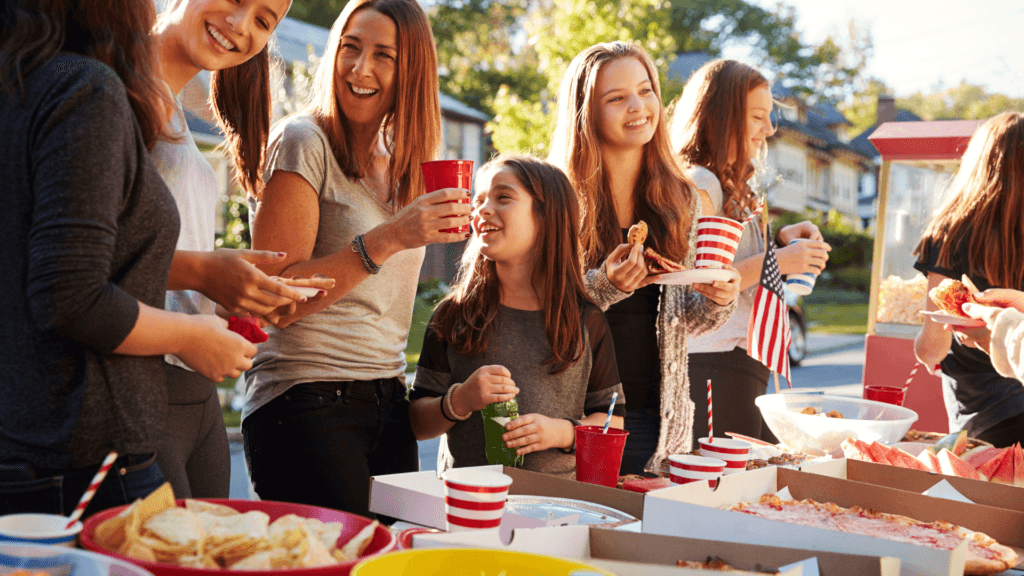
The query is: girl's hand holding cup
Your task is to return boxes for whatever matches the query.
[452,365,520,415]
[501,413,574,456]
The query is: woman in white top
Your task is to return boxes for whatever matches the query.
[150,0,319,498]
[669,59,830,445]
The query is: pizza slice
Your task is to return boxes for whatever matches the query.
[929,278,977,318]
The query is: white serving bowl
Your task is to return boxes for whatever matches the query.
[755,393,918,457]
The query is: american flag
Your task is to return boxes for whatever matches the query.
[748,223,791,384]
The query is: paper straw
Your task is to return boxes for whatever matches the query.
[742,199,765,225]
[707,379,713,443]
[904,362,921,389]
[602,391,618,434]
[66,451,117,528]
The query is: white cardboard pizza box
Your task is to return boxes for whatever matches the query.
[368,465,644,533]
[411,525,817,576]
[642,466,969,576]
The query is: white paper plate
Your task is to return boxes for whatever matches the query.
[653,268,739,285]
[502,496,637,527]
[919,310,985,327]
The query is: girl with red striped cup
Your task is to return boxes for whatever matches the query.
[698,437,752,475]
[441,469,514,532]
[695,216,745,269]
[668,454,727,487]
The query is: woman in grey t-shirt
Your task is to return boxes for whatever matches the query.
[242,0,468,520]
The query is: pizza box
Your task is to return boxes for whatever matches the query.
[640,465,1024,576]
[803,458,1024,512]
[369,465,644,532]
[410,524,836,576]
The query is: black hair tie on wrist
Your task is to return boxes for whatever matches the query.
[558,418,582,454]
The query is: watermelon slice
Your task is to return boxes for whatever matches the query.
[841,437,872,461]
[989,449,1016,485]
[929,430,968,455]
[976,447,1012,480]
[1014,443,1024,488]
[961,446,1003,469]
[936,448,985,481]
[916,448,939,472]
[888,446,930,471]
[867,441,898,465]
[622,476,673,493]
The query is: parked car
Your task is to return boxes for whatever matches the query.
[785,288,808,366]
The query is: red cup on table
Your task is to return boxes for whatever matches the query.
[422,159,474,233]
[863,385,906,406]
[695,215,744,269]
[441,468,513,532]
[668,454,727,487]
[698,437,752,476]
[574,425,629,487]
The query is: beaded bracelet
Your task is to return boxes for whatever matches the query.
[351,234,381,275]
[443,383,471,421]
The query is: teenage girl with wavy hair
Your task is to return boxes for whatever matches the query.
[549,41,740,476]
[914,111,1024,448]
[669,58,830,445]
[243,0,467,519]
[410,155,624,478]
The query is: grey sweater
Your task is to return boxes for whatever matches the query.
[0,54,179,468]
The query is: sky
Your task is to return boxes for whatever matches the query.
[732,0,1024,99]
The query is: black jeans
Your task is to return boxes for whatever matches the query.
[688,346,778,447]
[619,408,661,476]
[0,453,165,517]
[243,378,418,521]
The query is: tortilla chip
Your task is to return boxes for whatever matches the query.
[229,550,273,570]
[337,521,378,561]
[144,507,204,546]
[185,499,239,517]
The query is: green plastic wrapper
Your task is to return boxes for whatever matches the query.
[481,398,524,467]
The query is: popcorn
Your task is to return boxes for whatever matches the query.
[877,275,928,325]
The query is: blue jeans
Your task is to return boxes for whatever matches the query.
[619,408,661,476]
[0,453,165,517]
[243,378,418,521]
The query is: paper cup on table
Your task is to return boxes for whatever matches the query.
[668,454,726,487]
[695,216,744,269]
[784,238,820,296]
[574,425,629,487]
[0,513,82,547]
[422,159,473,234]
[698,437,752,475]
[441,468,513,532]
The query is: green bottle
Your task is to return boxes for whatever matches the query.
[481,398,524,467]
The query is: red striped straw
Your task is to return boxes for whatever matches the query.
[66,451,117,528]
[742,199,765,225]
[904,362,921,389]
[707,379,713,443]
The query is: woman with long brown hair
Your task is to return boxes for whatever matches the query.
[241,0,465,519]
[549,41,740,476]
[0,0,254,516]
[669,59,830,446]
[409,155,624,478]
[914,111,1024,448]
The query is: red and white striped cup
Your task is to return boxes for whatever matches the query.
[698,437,752,475]
[668,454,727,487]
[695,216,745,269]
[441,469,513,532]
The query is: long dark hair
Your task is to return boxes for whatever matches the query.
[298,0,441,208]
[1,0,171,148]
[670,59,769,221]
[914,112,1024,289]
[211,45,273,198]
[548,41,695,270]
[432,155,590,374]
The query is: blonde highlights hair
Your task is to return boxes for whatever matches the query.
[549,41,694,270]
[670,59,769,221]
[303,0,440,208]
[914,112,1024,289]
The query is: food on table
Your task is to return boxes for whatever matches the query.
[902,429,992,452]
[616,474,673,493]
[796,407,844,418]
[91,482,378,569]
[877,274,928,325]
[626,219,686,274]
[727,493,1018,575]
[929,278,977,318]
[676,558,779,573]
[481,397,524,467]
[841,437,1024,486]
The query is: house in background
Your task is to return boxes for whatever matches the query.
[667,52,874,230]
[178,16,490,283]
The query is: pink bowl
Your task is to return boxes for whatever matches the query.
[80,499,396,576]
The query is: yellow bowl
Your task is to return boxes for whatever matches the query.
[351,548,615,576]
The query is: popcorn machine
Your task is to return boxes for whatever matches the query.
[864,120,984,433]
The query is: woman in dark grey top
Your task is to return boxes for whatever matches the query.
[0,0,254,517]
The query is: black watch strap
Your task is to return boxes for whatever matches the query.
[558,418,582,454]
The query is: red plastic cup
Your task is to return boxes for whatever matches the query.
[695,216,744,269]
[863,385,906,406]
[668,454,727,487]
[422,159,473,233]
[574,425,629,487]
